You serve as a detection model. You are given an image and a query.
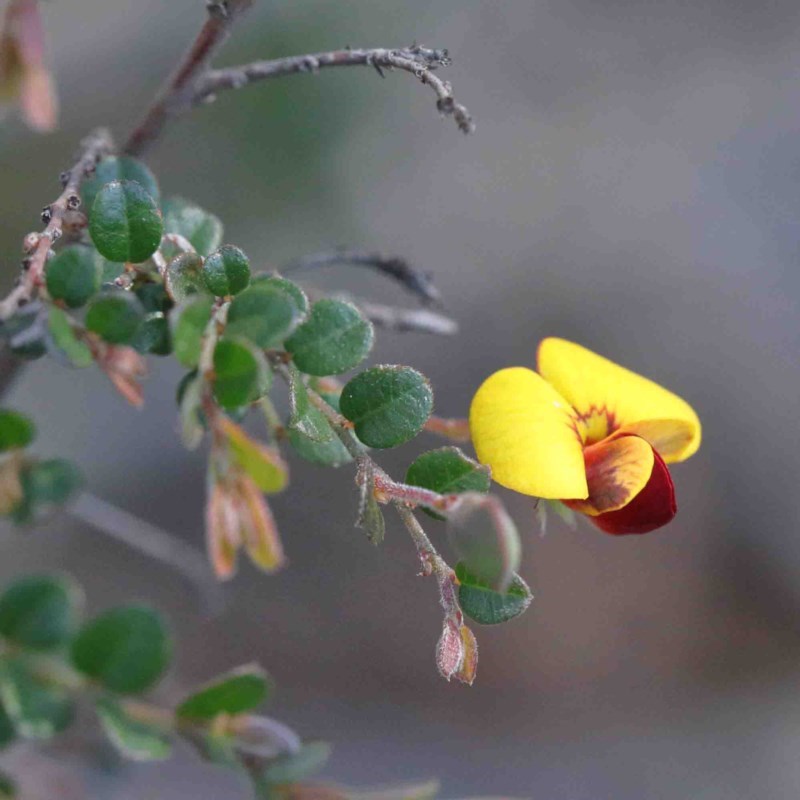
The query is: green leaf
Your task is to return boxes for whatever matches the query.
[12,459,83,523]
[0,660,74,739]
[225,286,299,349]
[406,447,490,521]
[0,411,35,452]
[251,274,309,319]
[218,417,287,494]
[286,389,351,467]
[89,180,164,264]
[161,196,223,257]
[46,307,93,368]
[447,493,520,591]
[262,741,331,786]
[131,312,171,356]
[213,338,270,410]
[71,606,170,695]
[171,296,213,368]
[95,696,171,761]
[177,664,271,720]
[86,291,145,344]
[0,574,82,651]
[164,252,209,303]
[340,366,433,449]
[82,156,160,213]
[285,299,373,377]
[456,563,532,626]
[287,366,332,442]
[45,246,101,308]
[203,245,251,297]
[178,373,205,450]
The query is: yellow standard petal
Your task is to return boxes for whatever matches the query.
[469,367,588,499]
[537,338,701,462]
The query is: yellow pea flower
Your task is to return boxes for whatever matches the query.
[469,338,701,535]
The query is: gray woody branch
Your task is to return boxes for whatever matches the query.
[196,46,475,135]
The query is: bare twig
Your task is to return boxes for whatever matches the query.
[123,0,255,157]
[197,46,474,134]
[354,299,457,335]
[286,249,443,307]
[0,127,113,322]
[70,492,224,614]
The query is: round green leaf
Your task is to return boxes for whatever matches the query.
[340,366,433,449]
[3,313,46,361]
[46,307,93,368]
[203,245,251,297]
[96,697,171,761]
[251,274,309,318]
[456,563,532,626]
[164,252,209,303]
[131,312,171,356]
[161,196,223,257]
[225,286,299,349]
[171,296,213,368]
[71,606,169,695]
[89,180,163,264]
[0,661,74,739]
[177,664,271,720]
[0,574,82,651]
[86,291,145,344]
[19,459,83,508]
[287,424,352,467]
[82,156,160,213]
[406,447,491,520]
[213,338,268,410]
[285,299,373,376]
[45,246,101,308]
[0,411,35,452]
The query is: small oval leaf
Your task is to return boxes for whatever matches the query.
[225,286,299,349]
[212,338,270,410]
[285,299,373,376]
[0,411,35,452]
[340,366,433,449]
[0,574,82,650]
[71,606,170,695]
[171,296,213,368]
[202,245,251,297]
[45,246,101,308]
[86,291,145,344]
[456,562,532,626]
[177,664,271,720]
[161,196,223,257]
[89,180,163,264]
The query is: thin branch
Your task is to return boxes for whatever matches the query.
[423,415,470,441]
[198,46,474,135]
[70,492,224,615]
[284,249,444,307]
[0,127,113,322]
[356,299,457,335]
[123,0,255,157]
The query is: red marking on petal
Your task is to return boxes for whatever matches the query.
[591,446,676,535]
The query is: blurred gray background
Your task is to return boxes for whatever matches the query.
[1,0,800,797]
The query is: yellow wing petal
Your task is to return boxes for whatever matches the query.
[537,338,701,463]
[469,367,588,499]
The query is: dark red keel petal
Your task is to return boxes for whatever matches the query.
[591,446,676,535]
